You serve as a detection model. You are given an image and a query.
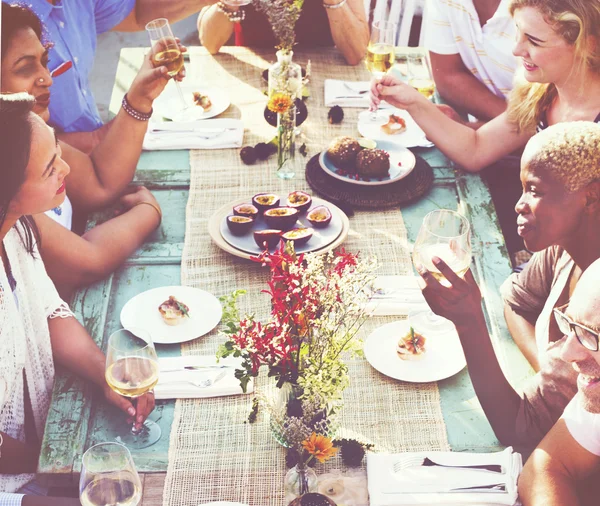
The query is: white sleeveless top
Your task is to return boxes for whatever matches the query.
[0,223,73,492]
[44,194,73,230]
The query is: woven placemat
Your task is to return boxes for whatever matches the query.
[164,47,449,506]
[305,153,434,209]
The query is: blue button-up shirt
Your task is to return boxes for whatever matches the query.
[4,0,135,132]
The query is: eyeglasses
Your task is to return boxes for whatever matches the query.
[553,304,600,352]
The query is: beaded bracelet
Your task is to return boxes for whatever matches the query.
[216,1,246,22]
[323,0,348,8]
[134,201,163,224]
[121,94,153,121]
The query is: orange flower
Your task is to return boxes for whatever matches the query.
[302,433,338,463]
[268,93,293,114]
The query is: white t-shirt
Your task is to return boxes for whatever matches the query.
[44,194,73,230]
[424,0,518,99]
[562,394,600,457]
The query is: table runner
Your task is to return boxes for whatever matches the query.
[165,47,449,506]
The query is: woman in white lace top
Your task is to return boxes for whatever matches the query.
[0,94,155,503]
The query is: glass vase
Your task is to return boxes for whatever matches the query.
[270,381,303,448]
[268,50,302,179]
[284,463,318,498]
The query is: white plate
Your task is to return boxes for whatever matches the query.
[357,109,430,148]
[153,84,230,121]
[319,139,416,186]
[363,320,466,383]
[220,197,344,256]
[120,286,222,344]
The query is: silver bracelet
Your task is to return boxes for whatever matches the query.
[323,0,348,9]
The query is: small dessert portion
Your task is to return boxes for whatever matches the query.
[192,92,212,112]
[158,296,190,326]
[381,114,407,136]
[252,193,280,213]
[233,203,259,220]
[226,215,254,236]
[356,149,390,178]
[263,207,299,231]
[327,136,361,170]
[282,227,313,246]
[254,229,282,249]
[307,206,332,228]
[397,327,426,360]
[286,191,312,214]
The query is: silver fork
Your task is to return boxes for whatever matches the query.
[393,456,502,473]
[393,455,425,472]
[162,370,227,388]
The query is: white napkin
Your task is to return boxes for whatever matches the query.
[324,79,372,108]
[143,119,244,150]
[367,447,522,506]
[365,275,429,316]
[154,355,253,400]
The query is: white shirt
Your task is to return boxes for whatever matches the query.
[44,194,73,230]
[0,223,73,493]
[424,0,518,99]
[563,394,600,457]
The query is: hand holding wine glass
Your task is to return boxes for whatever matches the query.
[146,18,188,114]
[105,328,160,448]
[79,443,142,506]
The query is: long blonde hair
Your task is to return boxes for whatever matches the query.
[507,0,600,133]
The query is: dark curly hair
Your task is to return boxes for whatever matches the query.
[0,93,41,254]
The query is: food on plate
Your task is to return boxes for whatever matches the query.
[357,138,377,149]
[307,206,332,228]
[282,227,314,246]
[252,193,281,213]
[192,91,212,111]
[381,114,407,136]
[326,136,361,170]
[226,215,254,235]
[355,149,390,177]
[233,203,259,219]
[158,296,190,326]
[396,327,426,360]
[254,229,282,249]
[263,207,299,230]
[286,191,312,214]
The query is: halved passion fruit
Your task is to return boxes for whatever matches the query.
[286,191,312,214]
[307,206,332,228]
[263,207,299,230]
[226,215,254,236]
[252,193,280,213]
[282,227,314,246]
[233,203,259,219]
[253,229,282,249]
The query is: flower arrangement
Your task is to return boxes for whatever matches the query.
[253,0,304,53]
[218,242,376,406]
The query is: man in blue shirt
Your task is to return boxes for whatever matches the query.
[2,0,211,151]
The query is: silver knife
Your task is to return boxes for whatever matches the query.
[160,364,234,373]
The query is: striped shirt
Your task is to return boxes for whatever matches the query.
[425,0,518,99]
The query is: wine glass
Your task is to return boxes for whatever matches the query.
[411,210,472,331]
[407,54,436,100]
[79,442,142,506]
[145,18,187,115]
[105,328,160,449]
[365,19,397,125]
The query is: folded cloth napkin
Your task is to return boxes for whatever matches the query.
[364,275,429,316]
[143,118,244,150]
[154,355,253,400]
[367,447,522,506]
[324,79,372,108]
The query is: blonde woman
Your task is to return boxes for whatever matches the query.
[416,122,600,448]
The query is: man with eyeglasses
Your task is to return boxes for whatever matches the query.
[519,258,600,506]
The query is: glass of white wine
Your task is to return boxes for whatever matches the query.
[412,209,472,284]
[366,19,397,124]
[407,54,436,100]
[105,328,160,449]
[411,210,472,331]
[79,442,142,506]
[145,18,187,114]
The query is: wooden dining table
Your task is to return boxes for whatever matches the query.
[37,46,532,505]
